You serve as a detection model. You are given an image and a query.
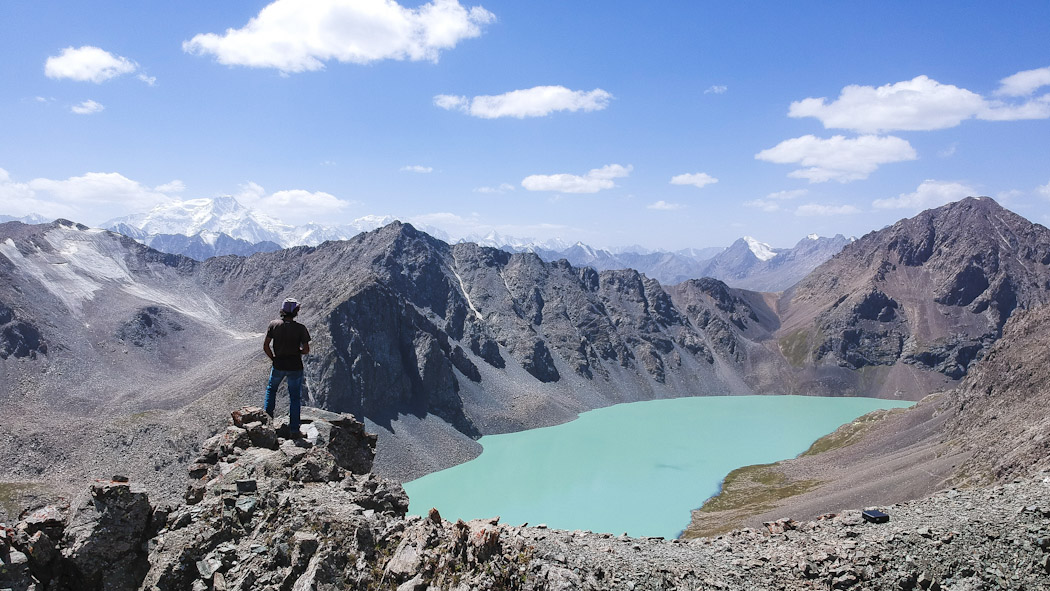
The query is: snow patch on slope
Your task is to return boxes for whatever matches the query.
[742,236,777,261]
[0,226,253,337]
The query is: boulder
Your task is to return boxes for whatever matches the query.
[231,406,271,428]
[59,481,154,590]
[300,411,376,475]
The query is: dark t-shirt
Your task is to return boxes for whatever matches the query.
[267,318,311,371]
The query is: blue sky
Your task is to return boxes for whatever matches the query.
[2,1,1049,249]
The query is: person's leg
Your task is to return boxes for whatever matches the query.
[264,368,284,418]
[286,371,303,434]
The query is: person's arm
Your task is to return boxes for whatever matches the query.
[263,335,274,361]
[300,325,311,356]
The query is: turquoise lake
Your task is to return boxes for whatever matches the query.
[404,395,913,538]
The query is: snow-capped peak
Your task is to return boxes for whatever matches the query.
[742,236,777,261]
[102,197,398,248]
[806,233,819,241]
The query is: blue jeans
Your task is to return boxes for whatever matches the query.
[264,368,303,432]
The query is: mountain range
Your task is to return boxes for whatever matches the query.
[100,196,851,291]
[3,196,1049,517]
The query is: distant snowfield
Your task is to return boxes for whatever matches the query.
[0,227,256,339]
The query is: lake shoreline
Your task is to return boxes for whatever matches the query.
[406,395,913,538]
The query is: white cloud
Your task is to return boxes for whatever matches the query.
[794,203,862,216]
[745,189,807,212]
[71,100,105,115]
[0,169,56,219]
[977,96,1050,121]
[154,180,186,193]
[938,142,958,158]
[647,200,683,211]
[435,86,612,119]
[995,189,1024,205]
[789,73,1050,132]
[474,183,515,194]
[45,46,138,83]
[755,134,917,183]
[0,169,184,222]
[27,172,174,208]
[407,211,574,243]
[704,85,727,95]
[744,199,781,212]
[1037,180,1050,199]
[766,189,808,200]
[234,182,349,225]
[434,94,468,111]
[789,76,985,133]
[137,73,157,86]
[995,66,1050,97]
[400,165,433,173]
[872,179,976,211]
[521,164,632,194]
[183,0,495,73]
[669,172,718,189]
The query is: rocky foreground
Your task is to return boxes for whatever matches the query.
[2,407,1049,591]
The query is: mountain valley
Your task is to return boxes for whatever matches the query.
[2,197,1050,566]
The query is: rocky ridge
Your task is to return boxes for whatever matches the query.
[3,405,1049,591]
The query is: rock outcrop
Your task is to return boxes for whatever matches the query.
[3,404,1050,591]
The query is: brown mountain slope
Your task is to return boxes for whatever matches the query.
[687,297,1050,537]
[772,196,1050,399]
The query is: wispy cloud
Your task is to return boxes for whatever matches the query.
[474,183,516,194]
[744,190,808,212]
[400,165,433,173]
[794,203,862,216]
[756,134,916,183]
[407,211,575,243]
[154,180,186,193]
[45,46,139,83]
[669,172,718,189]
[766,189,808,200]
[789,71,1050,133]
[704,85,727,95]
[647,200,683,211]
[183,0,494,73]
[994,66,1050,97]
[435,86,612,119]
[1035,180,1050,199]
[71,100,105,115]
[744,199,781,212]
[872,179,976,211]
[522,164,632,194]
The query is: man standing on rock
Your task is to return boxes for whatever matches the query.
[263,298,311,437]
